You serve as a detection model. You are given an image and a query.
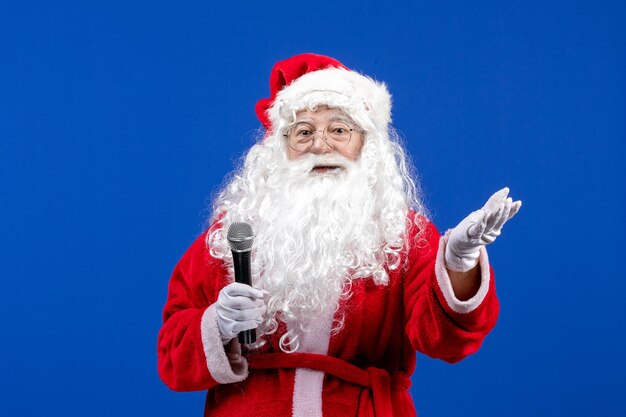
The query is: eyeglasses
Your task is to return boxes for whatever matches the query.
[283,121,358,152]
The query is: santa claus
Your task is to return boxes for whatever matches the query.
[157,53,521,417]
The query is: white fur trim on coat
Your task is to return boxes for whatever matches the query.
[200,304,248,384]
[291,294,337,417]
[434,230,491,314]
[268,67,392,133]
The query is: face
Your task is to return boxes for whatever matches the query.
[285,107,364,167]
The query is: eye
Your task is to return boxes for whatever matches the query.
[296,128,312,137]
[329,122,351,136]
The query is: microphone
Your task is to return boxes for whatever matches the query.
[226,222,256,344]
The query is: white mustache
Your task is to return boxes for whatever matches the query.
[287,154,353,174]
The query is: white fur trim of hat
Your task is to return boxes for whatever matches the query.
[267,67,392,133]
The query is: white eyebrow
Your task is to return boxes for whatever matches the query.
[328,115,352,124]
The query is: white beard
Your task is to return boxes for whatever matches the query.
[208,130,425,352]
[248,154,385,350]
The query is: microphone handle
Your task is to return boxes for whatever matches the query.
[232,250,256,344]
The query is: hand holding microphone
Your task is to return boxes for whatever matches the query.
[217,222,264,345]
[216,282,266,345]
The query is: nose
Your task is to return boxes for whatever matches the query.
[309,131,333,154]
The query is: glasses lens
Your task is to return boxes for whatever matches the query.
[326,122,351,145]
[287,122,354,151]
[289,125,314,151]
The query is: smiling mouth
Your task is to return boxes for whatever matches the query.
[311,165,344,173]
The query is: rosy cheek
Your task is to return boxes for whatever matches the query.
[349,143,363,160]
[287,148,299,160]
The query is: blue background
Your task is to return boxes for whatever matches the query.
[1,1,624,416]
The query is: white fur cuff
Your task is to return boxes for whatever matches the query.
[200,304,248,384]
[434,231,491,314]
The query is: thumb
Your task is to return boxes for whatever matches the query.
[466,209,488,240]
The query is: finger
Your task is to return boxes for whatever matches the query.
[216,315,238,338]
[467,210,488,239]
[220,304,267,321]
[224,283,265,299]
[482,187,509,213]
[221,293,265,310]
[463,209,486,231]
[223,282,265,299]
[465,209,486,224]
[494,197,513,230]
[485,202,504,231]
[507,200,522,220]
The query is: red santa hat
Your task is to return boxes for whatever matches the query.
[255,53,392,134]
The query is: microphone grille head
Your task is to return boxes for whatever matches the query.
[227,222,254,252]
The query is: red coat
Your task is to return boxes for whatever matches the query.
[157,218,499,416]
